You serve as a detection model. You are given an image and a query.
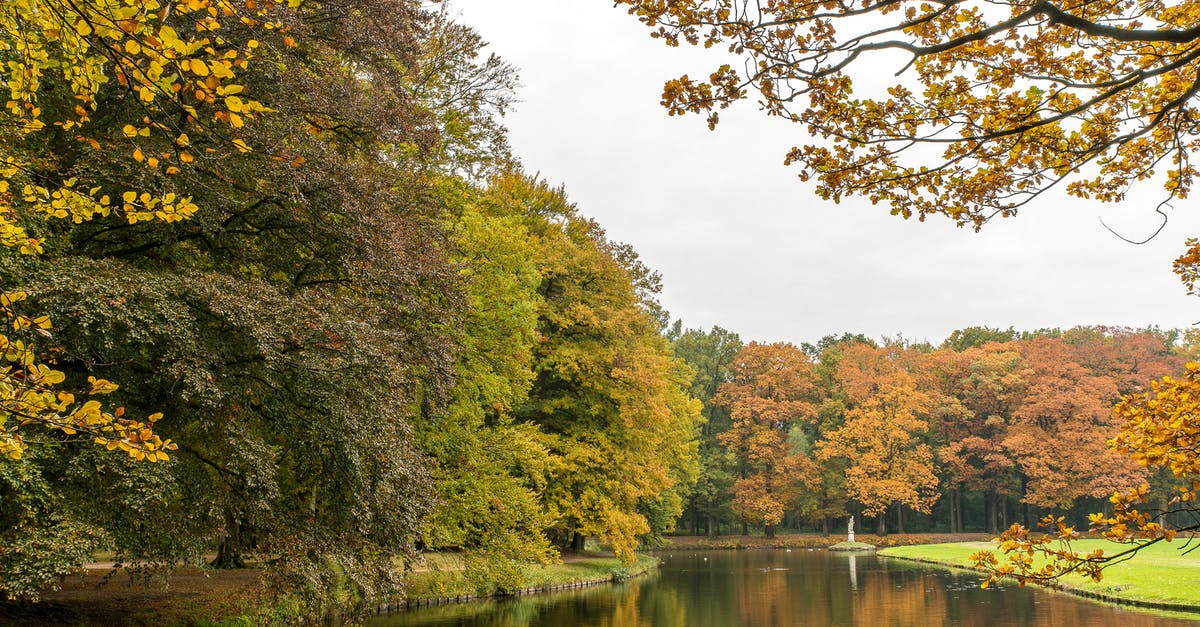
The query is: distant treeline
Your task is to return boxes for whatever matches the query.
[669,325,1191,538]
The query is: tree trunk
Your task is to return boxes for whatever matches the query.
[986,490,998,534]
[822,517,830,536]
[707,514,717,538]
[212,509,246,569]
[877,512,886,535]
[765,523,776,539]
[896,504,905,534]
[1021,477,1032,528]
[957,487,965,532]
[952,489,959,533]
[571,532,586,553]
[741,519,749,536]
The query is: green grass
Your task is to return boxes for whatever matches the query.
[880,540,1200,608]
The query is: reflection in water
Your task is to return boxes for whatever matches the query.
[370,550,1198,627]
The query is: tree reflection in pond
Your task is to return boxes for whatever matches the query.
[371,550,1197,626]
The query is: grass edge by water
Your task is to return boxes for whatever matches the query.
[879,541,1200,619]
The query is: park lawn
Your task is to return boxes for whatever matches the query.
[880,540,1200,607]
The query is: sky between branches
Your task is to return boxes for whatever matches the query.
[449,0,1200,345]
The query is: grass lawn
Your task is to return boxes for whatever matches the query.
[880,539,1200,608]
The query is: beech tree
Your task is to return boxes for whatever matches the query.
[934,345,1025,533]
[671,325,742,536]
[498,174,701,563]
[817,343,939,534]
[0,0,288,462]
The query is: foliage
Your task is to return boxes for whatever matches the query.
[495,174,701,564]
[0,0,290,458]
[674,327,1181,540]
[615,0,1200,223]
[820,365,940,516]
[0,448,103,601]
[974,361,1200,587]
[416,176,556,593]
[671,325,742,535]
[715,342,818,530]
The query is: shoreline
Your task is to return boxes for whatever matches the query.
[654,532,992,552]
[384,554,657,614]
[879,548,1200,617]
[0,553,659,625]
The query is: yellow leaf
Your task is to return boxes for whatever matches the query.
[189,58,209,76]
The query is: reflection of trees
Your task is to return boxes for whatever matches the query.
[379,554,1194,626]
[853,564,948,627]
[635,581,689,626]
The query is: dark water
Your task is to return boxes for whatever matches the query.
[370,550,1199,626]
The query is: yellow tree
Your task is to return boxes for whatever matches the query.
[0,0,282,459]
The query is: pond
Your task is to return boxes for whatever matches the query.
[370,550,1198,626]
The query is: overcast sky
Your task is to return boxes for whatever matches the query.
[448,0,1200,346]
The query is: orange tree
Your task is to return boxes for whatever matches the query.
[614,0,1200,585]
[715,341,819,537]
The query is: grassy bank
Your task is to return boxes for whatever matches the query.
[880,540,1200,611]
[659,532,991,551]
[405,552,658,602]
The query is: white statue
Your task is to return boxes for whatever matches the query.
[847,515,855,542]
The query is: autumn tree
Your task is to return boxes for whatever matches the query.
[715,341,819,537]
[0,0,288,465]
[817,343,939,534]
[1005,339,1146,511]
[492,174,700,563]
[932,345,1025,533]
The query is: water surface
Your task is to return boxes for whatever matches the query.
[371,549,1198,626]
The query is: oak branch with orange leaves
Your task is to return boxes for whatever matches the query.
[615,0,1200,226]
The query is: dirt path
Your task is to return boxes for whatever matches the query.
[0,568,266,626]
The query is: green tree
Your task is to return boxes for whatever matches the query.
[3,0,466,609]
[415,176,555,594]
[672,325,742,537]
[492,174,701,562]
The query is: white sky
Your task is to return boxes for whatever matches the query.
[448,0,1200,346]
